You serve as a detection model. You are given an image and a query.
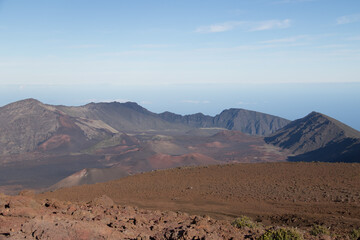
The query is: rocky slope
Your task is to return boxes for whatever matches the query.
[57,101,188,134]
[38,162,360,239]
[265,111,360,162]
[0,99,117,155]
[0,193,246,239]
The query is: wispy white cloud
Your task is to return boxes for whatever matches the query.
[259,35,306,44]
[317,44,347,49]
[195,21,243,33]
[337,14,360,25]
[68,44,103,49]
[181,100,210,104]
[250,19,291,31]
[195,19,291,33]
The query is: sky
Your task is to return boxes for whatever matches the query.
[0,0,359,129]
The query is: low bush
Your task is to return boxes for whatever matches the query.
[232,215,257,229]
[309,224,330,236]
[350,228,360,240]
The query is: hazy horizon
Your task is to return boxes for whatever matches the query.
[1,82,360,131]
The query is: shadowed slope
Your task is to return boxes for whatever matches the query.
[265,111,360,162]
[160,108,290,136]
[57,101,190,133]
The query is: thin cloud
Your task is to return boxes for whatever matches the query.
[337,14,360,25]
[260,36,304,44]
[195,19,291,33]
[250,19,291,31]
[317,44,347,49]
[68,44,103,49]
[195,21,244,33]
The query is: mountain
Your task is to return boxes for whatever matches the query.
[56,101,189,133]
[213,109,290,135]
[160,108,290,135]
[0,99,117,155]
[265,111,360,162]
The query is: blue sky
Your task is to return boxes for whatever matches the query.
[0,0,359,129]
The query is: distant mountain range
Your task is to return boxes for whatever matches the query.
[0,98,289,155]
[159,108,290,135]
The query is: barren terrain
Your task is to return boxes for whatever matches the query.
[39,162,360,237]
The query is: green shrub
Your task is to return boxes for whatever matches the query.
[309,224,330,236]
[232,215,257,229]
[350,228,360,240]
[258,228,303,240]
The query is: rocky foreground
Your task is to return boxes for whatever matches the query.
[0,191,355,240]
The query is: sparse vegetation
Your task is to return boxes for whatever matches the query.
[232,215,258,229]
[258,227,303,240]
[350,228,360,240]
[309,224,330,236]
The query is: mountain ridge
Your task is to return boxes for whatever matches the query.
[265,111,360,162]
[0,98,290,155]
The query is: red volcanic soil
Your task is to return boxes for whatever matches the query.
[38,162,360,237]
[38,134,71,151]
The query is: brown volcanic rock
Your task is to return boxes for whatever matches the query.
[0,194,250,239]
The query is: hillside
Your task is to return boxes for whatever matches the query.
[0,99,122,155]
[265,111,360,162]
[57,101,189,133]
[38,162,360,237]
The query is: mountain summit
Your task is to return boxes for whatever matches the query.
[265,111,360,162]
